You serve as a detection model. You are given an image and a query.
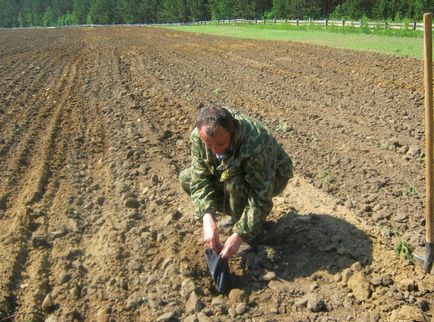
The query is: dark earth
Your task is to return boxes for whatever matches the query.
[0,26,433,321]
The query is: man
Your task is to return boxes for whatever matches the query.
[180,103,293,259]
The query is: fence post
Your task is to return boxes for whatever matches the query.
[423,12,434,274]
[325,18,328,28]
[342,19,345,27]
[255,18,257,24]
[384,21,388,29]
[414,20,417,30]
[296,19,299,26]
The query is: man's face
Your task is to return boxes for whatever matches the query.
[199,125,232,155]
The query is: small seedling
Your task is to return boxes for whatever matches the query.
[212,88,224,96]
[64,200,72,211]
[276,121,292,134]
[13,123,21,135]
[320,171,336,187]
[395,239,415,264]
[379,143,389,150]
[406,185,419,197]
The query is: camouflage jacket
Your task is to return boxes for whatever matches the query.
[189,108,293,241]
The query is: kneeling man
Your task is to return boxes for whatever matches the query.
[180,103,293,259]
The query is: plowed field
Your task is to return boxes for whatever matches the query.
[0,26,433,321]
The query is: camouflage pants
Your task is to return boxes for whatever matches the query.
[179,167,289,220]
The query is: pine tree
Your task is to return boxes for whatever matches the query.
[256,0,273,17]
[273,0,288,18]
[88,0,116,24]
[142,0,161,23]
[188,0,211,21]
[209,0,221,19]
[220,0,237,19]
[117,0,144,23]
[159,0,189,22]
[30,0,46,26]
[18,0,34,26]
[0,0,20,27]
[73,0,89,24]
[52,0,72,20]
[43,6,54,26]
[289,0,303,19]
[235,0,256,19]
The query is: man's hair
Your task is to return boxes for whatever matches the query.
[196,103,237,137]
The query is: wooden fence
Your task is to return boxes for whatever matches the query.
[190,18,425,31]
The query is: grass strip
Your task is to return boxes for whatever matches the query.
[162,23,424,59]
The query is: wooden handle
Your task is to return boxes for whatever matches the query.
[424,13,434,243]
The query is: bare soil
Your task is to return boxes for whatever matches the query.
[0,26,433,321]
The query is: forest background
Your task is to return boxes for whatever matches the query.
[1,0,434,29]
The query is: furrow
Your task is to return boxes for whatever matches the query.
[0,51,83,321]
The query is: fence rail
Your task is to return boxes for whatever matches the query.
[0,19,427,31]
[188,18,426,31]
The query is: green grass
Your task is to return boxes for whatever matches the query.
[162,23,424,59]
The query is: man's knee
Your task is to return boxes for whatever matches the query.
[272,175,290,196]
[179,168,191,195]
[273,158,293,196]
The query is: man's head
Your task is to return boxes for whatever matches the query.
[196,104,237,155]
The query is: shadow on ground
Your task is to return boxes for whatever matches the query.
[231,210,373,291]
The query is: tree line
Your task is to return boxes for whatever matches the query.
[1,0,434,28]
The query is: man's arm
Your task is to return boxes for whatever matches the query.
[189,130,223,251]
[220,232,243,258]
[190,129,217,220]
[203,213,222,251]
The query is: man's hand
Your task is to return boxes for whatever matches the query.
[203,213,222,251]
[220,233,243,259]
